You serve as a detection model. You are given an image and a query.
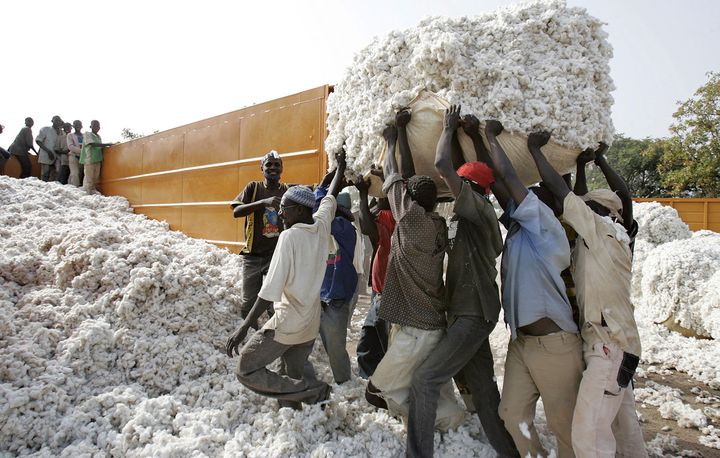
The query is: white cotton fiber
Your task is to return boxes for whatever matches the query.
[633,202,692,246]
[639,232,720,338]
[326,0,615,177]
[1,176,512,456]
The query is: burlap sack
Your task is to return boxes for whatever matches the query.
[370,90,582,198]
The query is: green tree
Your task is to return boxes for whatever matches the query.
[658,71,720,197]
[585,134,667,197]
[120,128,144,141]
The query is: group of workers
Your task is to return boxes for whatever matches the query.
[0,116,112,193]
[224,105,646,458]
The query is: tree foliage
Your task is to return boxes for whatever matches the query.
[658,72,720,197]
[120,128,144,141]
[585,134,668,198]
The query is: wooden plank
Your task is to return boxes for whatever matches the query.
[103,140,143,181]
[143,133,184,174]
[181,205,238,242]
[141,175,183,205]
[135,206,182,231]
[183,167,239,203]
[183,119,241,168]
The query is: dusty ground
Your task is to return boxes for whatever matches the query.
[346,293,720,457]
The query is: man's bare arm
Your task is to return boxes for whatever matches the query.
[435,105,463,198]
[574,148,595,196]
[527,131,571,201]
[355,178,379,246]
[485,120,528,205]
[395,109,416,179]
[594,143,634,231]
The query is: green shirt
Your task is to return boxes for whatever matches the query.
[446,181,504,322]
[80,131,103,164]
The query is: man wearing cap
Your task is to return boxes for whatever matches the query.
[225,153,347,408]
[36,115,63,181]
[314,169,359,384]
[527,137,646,458]
[232,151,288,326]
[403,106,519,458]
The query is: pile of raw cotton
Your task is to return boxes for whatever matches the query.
[631,201,720,345]
[0,176,504,457]
[326,0,615,176]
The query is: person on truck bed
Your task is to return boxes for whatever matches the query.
[483,119,583,458]
[402,106,518,458]
[231,151,288,328]
[225,152,348,409]
[527,135,646,458]
[8,117,38,178]
[80,120,114,193]
[366,109,465,440]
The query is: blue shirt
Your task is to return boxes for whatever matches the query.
[500,192,577,340]
[314,187,358,302]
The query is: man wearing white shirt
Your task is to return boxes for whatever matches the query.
[226,153,347,408]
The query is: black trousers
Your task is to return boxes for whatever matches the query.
[13,154,32,178]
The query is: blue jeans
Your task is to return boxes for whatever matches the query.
[408,316,519,458]
[319,298,352,383]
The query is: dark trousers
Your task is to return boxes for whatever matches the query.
[407,316,519,458]
[356,292,389,379]
[13,154,32,178]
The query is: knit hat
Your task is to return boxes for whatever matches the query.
[581,189,624,223]
[282,185,315,209]
[261,150,282,166]
[457,161,494,195]
[336,192,353,219]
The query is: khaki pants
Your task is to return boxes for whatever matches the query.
[69,154,83,187]
[499,331,584,458]
[370,324,465,432]
[83,161,101,193]
[572,341,647,458]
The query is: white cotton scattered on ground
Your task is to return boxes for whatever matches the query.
[325,0,615,176]
[0,176,509,457]
[634,382,707,429]
[519,421,532,440]
[646,433,703,457]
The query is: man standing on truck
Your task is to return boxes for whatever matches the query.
[8,117,38,178]
[225,153,347,409]
[36,115,64,182]
[231,151,288,328]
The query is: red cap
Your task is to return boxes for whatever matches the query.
[457,161,494,195]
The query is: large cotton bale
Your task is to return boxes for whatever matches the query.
[327,0,615,194]
[640,232,720,339]
[633,201,692,246]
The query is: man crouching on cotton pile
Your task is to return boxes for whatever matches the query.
[226,152,348,409]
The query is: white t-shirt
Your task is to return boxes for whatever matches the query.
[259,195,337,345]
[36,126,59,165]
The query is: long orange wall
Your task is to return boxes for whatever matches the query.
[99,86,331,253]
[635,198,720,232]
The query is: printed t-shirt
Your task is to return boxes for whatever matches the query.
[233,181,288,256]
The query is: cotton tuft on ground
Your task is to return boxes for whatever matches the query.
[325,0,615,178]
[3,177,720,456]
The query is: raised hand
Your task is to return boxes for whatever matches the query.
[485,119,504,138]
[528,131,551,150]
[461,114,480,137]
[395,108,411,128]
[577,148,596,165]
[443,105,461,131]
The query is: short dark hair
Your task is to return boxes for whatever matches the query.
[407,175,437,211]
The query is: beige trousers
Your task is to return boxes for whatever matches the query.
[69,155,83,187]
[572,341,647,458]
[83,161,101,193]
[499,331,584,458]
[370,324,466,431]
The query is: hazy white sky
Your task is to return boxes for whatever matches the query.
[2,0,719,145]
